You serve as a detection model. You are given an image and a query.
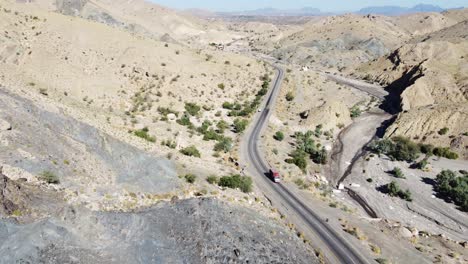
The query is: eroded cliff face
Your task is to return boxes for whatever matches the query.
[357,19,468,157]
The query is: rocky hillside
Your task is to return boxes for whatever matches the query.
[0,172,317,264]
[0,0,272,186]
[358,12,468,158]
[11,0,239,44]
[269,14,410,69]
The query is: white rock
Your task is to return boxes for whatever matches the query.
[399,227,413,238]
[167,113,177,121]
[0,119,11,131]
[350,183,361,188]
[338,183,345,190]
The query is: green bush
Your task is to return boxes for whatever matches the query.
[274,131,285,141]
[39,171,60,184]
[177,113,193,127]
[286,91,295,101]
[433,147,459,160]
[350,105,362,118]
[413,158,429,170]
[214,137,233,153]
[184,174,197,184]
[184,102,201,116]
[134,127,156,143]
[216,120,229,133]
[206,175,219,184]
[180,145,201,158]
[434,170,467,211]
[233,119,248,133]
[369,137,420,162]
[217,83,225,90]
[438,127,449,135]
[286,150,308,172]
[391,167,406,179]
[419,144,434,155]
[383,181,412,202]
[219,174,253,193]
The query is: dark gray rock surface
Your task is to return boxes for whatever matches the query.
[0,174,317,264]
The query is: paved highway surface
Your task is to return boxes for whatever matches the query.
[241,65,369,264]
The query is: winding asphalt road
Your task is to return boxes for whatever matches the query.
[240,65,369,264]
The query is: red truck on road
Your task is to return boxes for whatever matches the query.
[269,169,281,183]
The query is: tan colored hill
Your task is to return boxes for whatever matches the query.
[0,1,271,205]
[358,16,468,157]
[12,0,240,44]
[270,14,410,69]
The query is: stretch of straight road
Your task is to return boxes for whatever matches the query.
[240,64,369,264]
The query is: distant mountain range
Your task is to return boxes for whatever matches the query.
[214,4,462,17]
[218,7,325,16]
[356,4,445,16]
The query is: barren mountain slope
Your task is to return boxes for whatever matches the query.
[0,2,273,205]
[270,14,411,69]
[358,16,468,157]
[393,11,465,36]
[11,0,239,44]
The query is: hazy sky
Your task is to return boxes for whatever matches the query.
[149,0,466,12]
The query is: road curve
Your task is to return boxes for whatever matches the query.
[242,65,369,264]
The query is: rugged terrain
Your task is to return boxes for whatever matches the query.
[358,18,468,158]
[1,0,467,263]
[0,172,316,263]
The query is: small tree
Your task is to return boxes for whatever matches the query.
[274,131,285,141]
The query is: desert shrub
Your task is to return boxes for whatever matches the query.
[433,147,459,160]
[274,131,285,141]
[180,146,201,158]
[206,175,219,184]
[134,127,156,143]
[216,120,229,133]
[214,137,233,153]
[286,150,308,172]
[219,174,253,193]
[419,143,434,155]
[233,119,248,133]
[161,140,177,149]
[184,174,197,184]
[311,147,328,165]
[438,127,449,135]
[369,137,420,162]
[184,102,201,116]
[434,170,468,211]
[382,181,412,202]
[203,129,221,141]
[350,105,362,118]
[177,113,193,127]
[39,171,59,184]
[286,91,295,101]
[391,167,406,179]
[413,158,429,170]
[218,83,225,90]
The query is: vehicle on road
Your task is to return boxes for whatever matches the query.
[269,169,281,183]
